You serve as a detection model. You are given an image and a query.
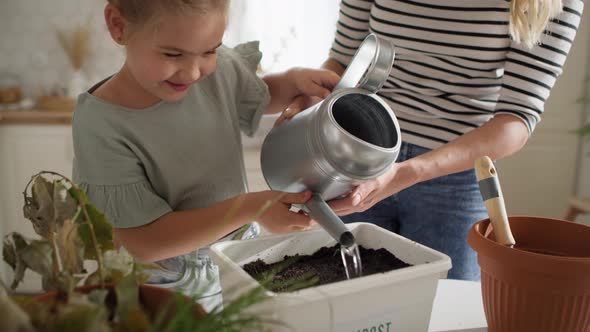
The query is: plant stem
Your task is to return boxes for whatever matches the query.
[52,233,63,272]
[80,196,105,287]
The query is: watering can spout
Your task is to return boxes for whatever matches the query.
[305,193,356,247]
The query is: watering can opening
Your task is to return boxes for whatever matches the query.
[332,94,398,149]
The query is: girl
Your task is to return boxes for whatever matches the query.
[278,0,584,280]
[72,0,340,311]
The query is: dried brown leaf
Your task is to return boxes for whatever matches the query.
[3,233,29,289]
[55,219,85,274]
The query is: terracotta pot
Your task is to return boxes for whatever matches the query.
[467,216,590,332]
[36,284,207,320]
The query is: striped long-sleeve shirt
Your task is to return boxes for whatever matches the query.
[329,0,584,149]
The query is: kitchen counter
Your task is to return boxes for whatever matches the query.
[429,279,487,332]
[0,110,72,124]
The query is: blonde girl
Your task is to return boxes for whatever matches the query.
[72,0,339,310]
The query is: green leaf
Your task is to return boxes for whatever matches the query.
[86,289,108,306]
[115,273,140,318]
[103,249,134,276]
[76,204,114,260]
[52,303,109,332]
[41,275,59,292]
[44,272,83,294]
[113,306,151,332]
[83,269,124,286]
[266,271,320,293]
[68,186,89,206]
[13,296,57,331]
[0,287,35,332]
[576,124,590,137]
[83,270,102,287]
[20,240,53,277]
[192,286,268,332]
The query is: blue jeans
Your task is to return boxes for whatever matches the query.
[342,142,486,280]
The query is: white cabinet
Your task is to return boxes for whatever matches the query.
[0,124,73,291]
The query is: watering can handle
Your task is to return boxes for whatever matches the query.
[305,194,356,247]
[334,33,396,93]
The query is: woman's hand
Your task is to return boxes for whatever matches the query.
[252,190,314,233]
[328,161,421,216]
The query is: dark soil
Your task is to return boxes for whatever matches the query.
[243,245,411,292]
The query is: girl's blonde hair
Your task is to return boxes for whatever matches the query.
[107,0,228,25]
[510,0,563,48]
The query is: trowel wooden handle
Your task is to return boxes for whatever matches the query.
[474,156,516,247]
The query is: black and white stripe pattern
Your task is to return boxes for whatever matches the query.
[330,0,584,149]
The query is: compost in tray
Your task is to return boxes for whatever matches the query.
[243,244,412,292]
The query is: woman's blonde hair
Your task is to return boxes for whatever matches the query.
[510,0,563,48]
[107,0,228,25]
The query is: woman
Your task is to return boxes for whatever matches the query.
[277,0,584,280]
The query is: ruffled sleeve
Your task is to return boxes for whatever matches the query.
[77,181,172,228]
[227,41,271,137]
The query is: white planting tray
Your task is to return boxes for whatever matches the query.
[210,222,452,332]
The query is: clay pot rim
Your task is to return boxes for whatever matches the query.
[469,216,590,264]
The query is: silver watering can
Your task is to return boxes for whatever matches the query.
[260,34,401,247]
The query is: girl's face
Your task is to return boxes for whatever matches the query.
[122,9,226,103]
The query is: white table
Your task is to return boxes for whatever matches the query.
[429,279,487,332]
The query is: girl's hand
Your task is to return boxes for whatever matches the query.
[328,162,421,216]
[289,67,340,100]
[274,68,340,126]
[253,190,314,233]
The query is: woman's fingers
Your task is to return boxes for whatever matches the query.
[328,181,380,215]
[280,191,312,205]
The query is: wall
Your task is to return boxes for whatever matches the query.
[575,41,590,225]
[0,0,340,144]
[0,0,339,97]
[498,11,590,221]
[0,0,123,97]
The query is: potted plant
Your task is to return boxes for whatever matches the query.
[1,171,269,332]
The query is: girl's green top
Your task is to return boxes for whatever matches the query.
[72,42,270,282]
